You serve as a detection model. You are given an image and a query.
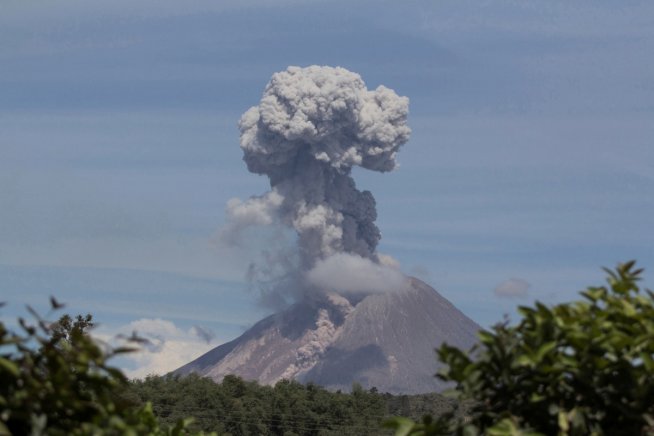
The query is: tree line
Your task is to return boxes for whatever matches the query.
[125,374,465,435]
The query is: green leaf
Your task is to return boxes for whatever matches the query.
[535,341,557,361]
[0,356,19,377]
[478,330,495,345]
[640,352,654,370]
[383,416,419,436]
[620,300,637,317]
[0,421,11,436]
[558,410,569,432]
[487,418,545,436]
[515,355,534,367]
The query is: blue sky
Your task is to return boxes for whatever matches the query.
[1,0,653,376]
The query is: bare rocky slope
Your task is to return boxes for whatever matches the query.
[174,277,480,394]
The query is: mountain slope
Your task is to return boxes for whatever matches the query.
[175,277,480,394]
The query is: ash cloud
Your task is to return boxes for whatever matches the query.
[224,65,410,301]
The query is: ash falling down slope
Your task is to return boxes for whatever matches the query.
[175,66,480,394]
[176,277,479,394]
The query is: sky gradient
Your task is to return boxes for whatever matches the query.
[1,0,653,376]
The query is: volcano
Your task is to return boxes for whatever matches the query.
[174,277,479,394]
[175,67,479,394]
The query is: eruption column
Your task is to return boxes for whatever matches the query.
[230,65,410,270]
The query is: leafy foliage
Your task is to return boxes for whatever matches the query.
[0,303,209,435]
[386,261,654,435]
[49,313,94,344]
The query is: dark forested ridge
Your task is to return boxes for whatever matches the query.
[126,374,467,435]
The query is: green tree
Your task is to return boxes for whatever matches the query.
[49,313,94,344]
[386,261,654,435]
[0,302,210,435]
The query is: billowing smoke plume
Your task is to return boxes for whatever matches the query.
[225,66,410,299]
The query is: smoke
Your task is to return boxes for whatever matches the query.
[224,65,410,301]
[222,191,284,244]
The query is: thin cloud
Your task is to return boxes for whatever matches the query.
[494,278,530,298]
[96,318,219,379]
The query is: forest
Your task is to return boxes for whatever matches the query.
[125,374,467,435]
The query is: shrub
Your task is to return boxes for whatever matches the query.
[386,261,654,435]
[0,302,209,435]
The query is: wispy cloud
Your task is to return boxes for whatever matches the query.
[96,318,219,379]
[494,278,530,298]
